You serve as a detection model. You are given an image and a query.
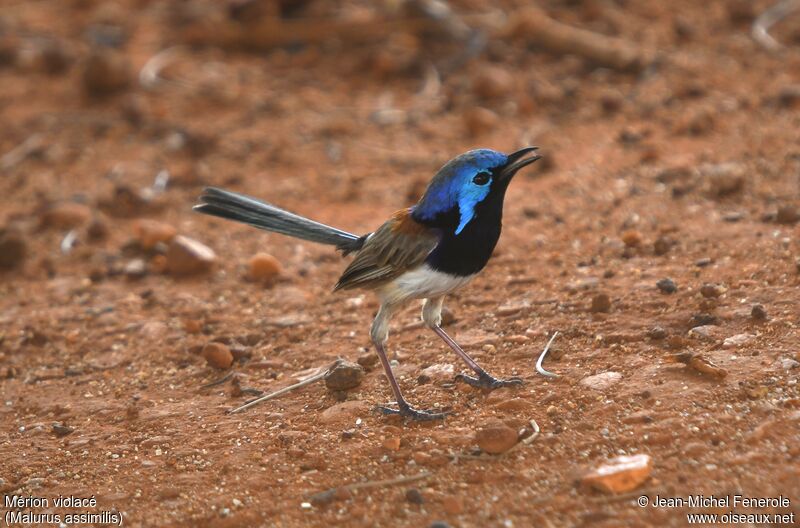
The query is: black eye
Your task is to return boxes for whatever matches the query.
[472,172,491,185]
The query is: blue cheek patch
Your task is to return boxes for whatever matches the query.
[455,183,490,234]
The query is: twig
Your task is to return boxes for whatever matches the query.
[307,472,432,505]
[1,134,43,171]
[60,230,78,254]
[199,370,235,389]
[536,331,560,378]
[752,0,800,52]
[506,7,651,72]
[227,367,328,414]
[139,46,187,89]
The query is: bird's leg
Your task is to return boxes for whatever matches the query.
[371,303,446,421]
[423,297,523,390]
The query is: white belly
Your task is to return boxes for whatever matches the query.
[379,265,474,305]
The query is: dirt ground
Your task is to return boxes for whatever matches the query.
[1,0,800,526]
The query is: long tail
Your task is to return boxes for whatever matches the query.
[193,187,365,253]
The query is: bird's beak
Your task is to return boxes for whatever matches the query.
[498,146,541,180]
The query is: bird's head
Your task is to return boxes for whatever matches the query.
[411,147,541,234]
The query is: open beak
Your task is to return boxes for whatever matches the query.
[499,146,541,180]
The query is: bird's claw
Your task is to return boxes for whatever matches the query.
[375,402,448,421]
[455,372,524,390]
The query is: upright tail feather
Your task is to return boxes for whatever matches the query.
[193,187,364,253]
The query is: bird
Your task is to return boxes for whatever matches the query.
[193,147,541,420]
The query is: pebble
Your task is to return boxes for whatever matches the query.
[474,419,518,454]
[780,358,800,370]
[356,353,378,369]
[692,313,717,326]
[82,49,131,96]
[39,202,92,229]
[166,236,216,275]
[776,205,800,225]
[133,219,177,250]
[580,454,653,493]
[0,228,26,269]
[324,360,364,391]
[201,342,233,369]
[653,236,671,256]
[722,333,754,348]
[695,257,713,267]
[590,293,612,313]
[318,400,370,425]
[656,278,677,294]
[751,304,768,321]
[700,283,726,298]
[405,488,424,504]
[579,371,622,391]
[382,436,401,451]
[124,259,147,279]
[52,423,74,437]
[419,363,454,384]
[429,522,452,528]
[464,107,500,137]
[688,325,721,340]
[647,326,667,340]
[701,162,745,197]
[621,230,642,247]
[441,496,464,515]
[247,252,282,282]
[472,64,515,99]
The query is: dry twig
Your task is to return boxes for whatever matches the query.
[752,0,800,52]
[227,365,329,414]
[536,331,560,378]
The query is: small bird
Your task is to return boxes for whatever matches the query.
[194,147,541,420]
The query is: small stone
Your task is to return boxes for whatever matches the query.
[82,50,131,96]
[123,259,147,279]
[700,283,726,298]
[701,162,745,197]
[52,423,74,437]
[382,437,401,451]
[691,313,717,326]
[751,304,767,321]
[133,219,177,250]
[695,257,713,267]
[40,202,92,229]
[324,360,364,391]
[580,372,622,391]
[419,363,454,384]
[621,230,642,247]
[429,522,452,528]
[722,333,754,349]
[405,488,424,505]
[656,278,677,294]
[86,216,110,241]
[202,342,233,369]
[653,236,671,256]
[166,236,216,275]
[581,454,653,493]
[688,325,720,340]
[472,64,515,99]
[318,400,370,425]
[309,489,336,506]
[464,107,500,137]
[247,253,282,282]
[776,205,800,225]
[647,326,667,340]
[780,358,800,370]
[0,228,26,270]
[590,293,611,313]
[474,419,518,454]
[356,353,378,369]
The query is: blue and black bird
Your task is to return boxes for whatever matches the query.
[194,147,541,420]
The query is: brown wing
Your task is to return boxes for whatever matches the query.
[333,209,438,291]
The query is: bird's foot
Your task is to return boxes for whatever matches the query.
[375,401,448,421]
[455,372,523,390]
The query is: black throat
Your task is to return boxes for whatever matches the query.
[412,187,508,277]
